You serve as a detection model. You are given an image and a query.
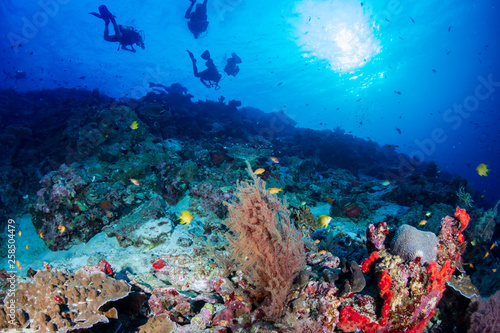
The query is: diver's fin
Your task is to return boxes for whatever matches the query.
[89,12,104,19]
[98,5,115,20]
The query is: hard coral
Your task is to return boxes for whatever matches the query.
[390,224,438,264]
[0,268,144,331]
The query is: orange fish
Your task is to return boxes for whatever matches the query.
[26,245,29,250]
[268,187,282,194]
[39,232,44,239]
[18,231,21,237]
[314,239,321,244]
[484,252,489,259]
[58,225,66,234]
[253,168,265,175]
[490,242,497,250]
[270,156,279,164]
[129,178,140,186]
[16,260,21,269]
[318,250,326,255]
[493,268,497,272]
[419,220,427,226]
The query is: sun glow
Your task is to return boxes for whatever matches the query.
[293,0,381,72]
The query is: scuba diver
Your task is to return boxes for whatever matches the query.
[89,5,145,52]
[185,0,209,39]
[186,50,221,90]
[224,53,242,77]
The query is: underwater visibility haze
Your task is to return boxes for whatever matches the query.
[0,0,499,332]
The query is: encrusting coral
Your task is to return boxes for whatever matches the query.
[222,161,306,318]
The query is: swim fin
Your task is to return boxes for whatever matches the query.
[89,5,115,21]
[98,5,115,20]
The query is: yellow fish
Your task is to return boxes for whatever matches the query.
[268,188,282,194]
[16,260,21,269]
[26,245,29,250]
[178,211,194,225]
[58,224,66,234]
[471,240,477,246]
[39,232,44,239]
[318,215,332,229]
[270,156,279,164]
[18,231,21,237]
[130,121,139,130]
[129,178,140,186]
[476,163,489,176]
[253,168,265,175]
[419,220,427,226]
[380,180,390,186]
[300,201,307,206]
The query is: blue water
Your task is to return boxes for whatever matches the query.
[1,0,499,203]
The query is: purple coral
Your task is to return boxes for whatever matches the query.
[468,290,500,332]
[390,224,438,264]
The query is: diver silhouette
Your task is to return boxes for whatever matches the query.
[187,50,221,90]
[185,0,209,39]
[224,53,242,77]
[89,5,145,53]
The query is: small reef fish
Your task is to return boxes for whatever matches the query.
[178,211,194,225]
[471,240,477,246]
[58,224,66,234]
[490,242,497,250]
[425,211,432,217]
[130,121,139,130]
[419,220,427,226]
[476,163,489,176]
[268,188,282,194]
[16,260,21,269]
[301,201,307,206]
[318,215,332,229]
[493,268,497,273]
[314,239,321,244]
[26,245,29,250]
[129,178,140,186]
[484,252,489,259]
[18,231,21,237]
[318,250,326,255]
[381,180,390,186]
[39,232,44,239]
[253,168,265,175]
[270,156,279,164]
